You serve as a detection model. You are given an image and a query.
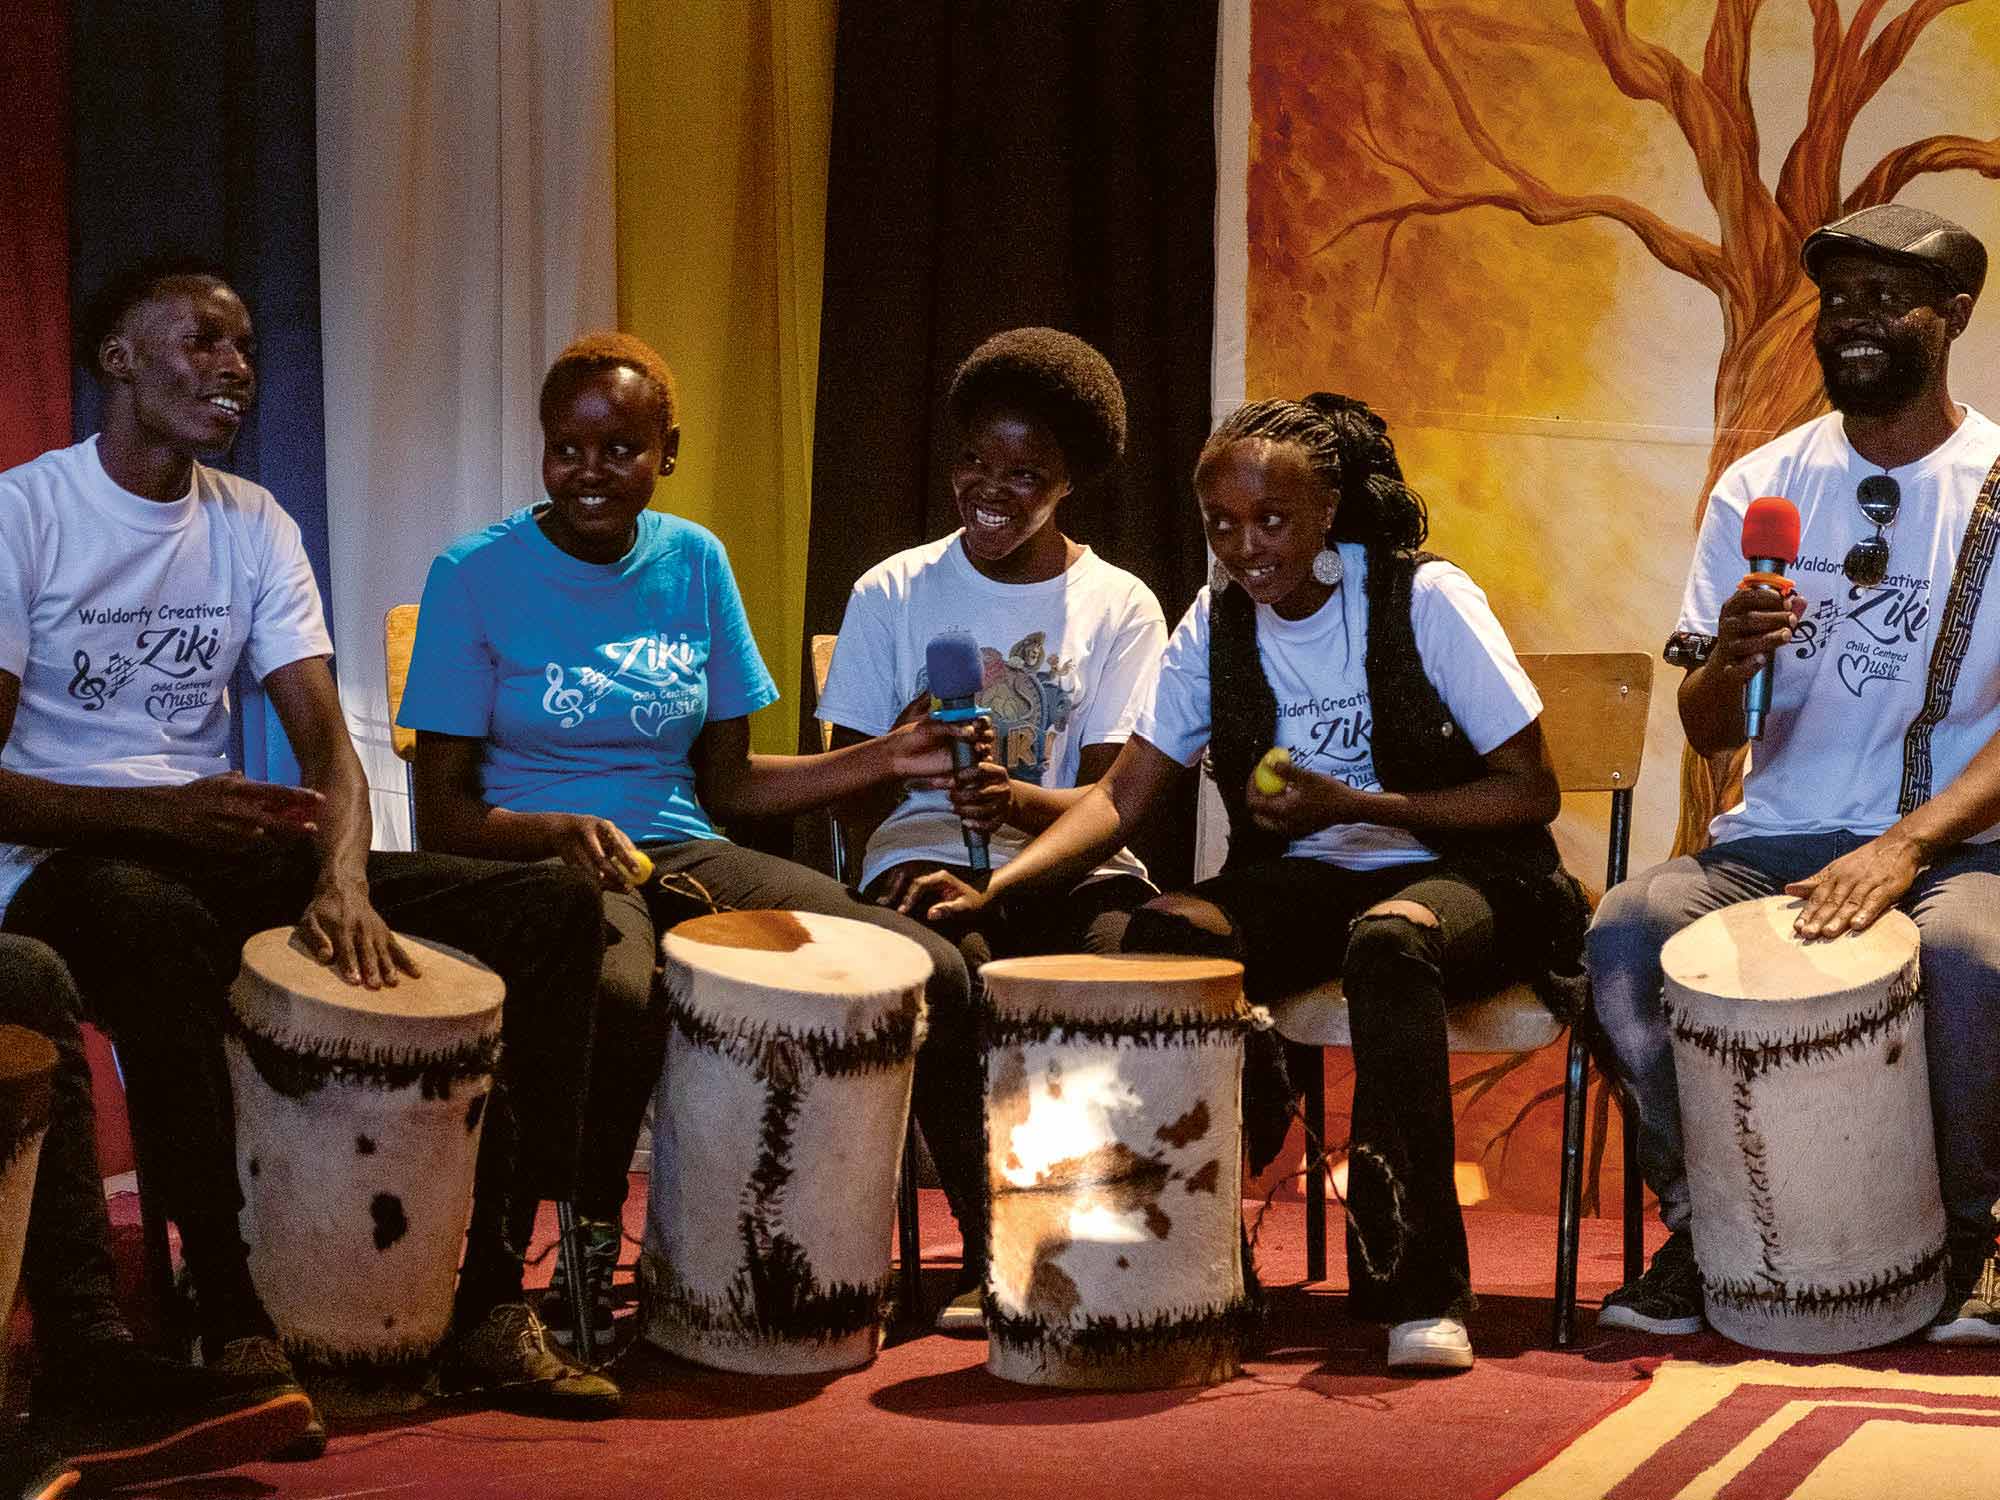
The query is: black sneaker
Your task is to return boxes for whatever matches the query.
[1598,1229,1705,1335]
[538,1219,620,1353]
[208,1334,328,1459]
[0,1433,81,1500]
[440,1302,622,1418]
[1926,1246,2000,1345]
[29,1338,315,1491]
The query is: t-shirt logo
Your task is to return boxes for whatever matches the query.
[1788,568,1931,699]
[65,608,231,722]
[541,632,703,735]
[913,630,1076,787]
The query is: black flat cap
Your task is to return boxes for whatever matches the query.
[1802,203,1986,303]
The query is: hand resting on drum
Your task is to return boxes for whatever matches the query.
[1785,833,1925,940]
[295,876,421,990]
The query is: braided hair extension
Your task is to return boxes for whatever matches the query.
[1202,394,1427,869]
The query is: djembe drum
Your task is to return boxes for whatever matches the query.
[641,909,929,1374]
[979,954,1252,1390]
[1662,894,1945,1353]
[225,928,504,1367]
[1,1025,58,1381]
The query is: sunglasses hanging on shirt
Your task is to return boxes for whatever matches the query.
[1842,474,1902,587]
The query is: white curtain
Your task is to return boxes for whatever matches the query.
[316,0,617,848]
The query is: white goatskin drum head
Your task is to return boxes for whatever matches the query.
[1662,896,1919,1003]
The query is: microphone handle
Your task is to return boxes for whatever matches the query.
[1742,556,1790,740]
[933,700,992,879]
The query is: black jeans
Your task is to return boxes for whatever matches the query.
[0,933,127,1355]
[1123,857,1502,1323]
[861,862,1152,971]
[589,838,984,1260]
[3,840,603,1343]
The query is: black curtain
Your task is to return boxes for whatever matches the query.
[803,2,1218,887]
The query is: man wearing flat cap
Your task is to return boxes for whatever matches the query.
[1588,203,2000,1343]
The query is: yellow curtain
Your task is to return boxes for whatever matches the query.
[614,0,836,753]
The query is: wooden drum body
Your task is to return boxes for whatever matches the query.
[226,929,504,1366]
[980,954,1251,1390]
[1,1024,57,1386]
[641,910,929,1375]
[1663,894,1945,1353]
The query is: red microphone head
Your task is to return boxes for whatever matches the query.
[1741,496,1800,564]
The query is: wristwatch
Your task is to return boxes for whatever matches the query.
[1663,630,1716,669]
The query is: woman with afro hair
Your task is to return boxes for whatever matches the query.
[906,393,1586,1372]
[817,327,1167,1328]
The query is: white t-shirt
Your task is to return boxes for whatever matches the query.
[0,436,333,909]
[1681,409,2000,845]
[817,532,1164,890]
[1138,543,1542,870]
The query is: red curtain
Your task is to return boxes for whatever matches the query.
[0,0,70,469]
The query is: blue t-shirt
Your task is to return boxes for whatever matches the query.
[398,506,778,843]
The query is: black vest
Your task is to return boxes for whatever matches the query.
[1207,548,1588,1019]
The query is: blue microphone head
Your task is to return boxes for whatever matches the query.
[925,631,984,701]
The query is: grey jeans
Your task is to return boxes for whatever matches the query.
[1588,832,2000,1245]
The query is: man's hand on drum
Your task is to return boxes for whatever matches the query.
[1785,834,1923,939]
[547,813,651,890]
[296,875,421,989]
[895,867,990,925]
[1710,581,1808,685]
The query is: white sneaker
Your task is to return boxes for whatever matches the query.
[1387,1317,1474,1373]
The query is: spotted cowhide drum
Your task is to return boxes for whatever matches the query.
[1663,894,1944,1353]
[1,1023,57,1388]
[225,928,503,1367]
[641,909,929,1374]
[979,953,1253,1390]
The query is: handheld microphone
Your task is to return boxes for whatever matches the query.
[924,631,991,879]
[1739,496,1801,740]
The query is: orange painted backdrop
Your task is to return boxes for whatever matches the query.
[1231,0,2000,1216]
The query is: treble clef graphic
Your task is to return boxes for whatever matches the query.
[68,650,108,711]
[543,662,587,727]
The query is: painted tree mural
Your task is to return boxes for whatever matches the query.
[1303,0,2000,850]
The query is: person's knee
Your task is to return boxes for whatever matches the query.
[0,934,84,1042]
[1122,894,1237,958]
[1343,902,1443,997]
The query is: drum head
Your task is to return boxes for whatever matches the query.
[661,909,932,1021]
[231,928,504,1060]
[980,953,1245,1027]
[1661,894,1919,1004]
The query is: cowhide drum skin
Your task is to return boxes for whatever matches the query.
[1663,894,1945,1353]
[641,909,929,1375]
[0,1024,57,1392]
[226,928,503,1367]
[979,954,1252,1390]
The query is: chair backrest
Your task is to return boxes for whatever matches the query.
[384,604,421,764]
[810,634,839,752]
[1516,652,1653,796]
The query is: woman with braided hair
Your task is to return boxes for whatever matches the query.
[905,392,1587,1372]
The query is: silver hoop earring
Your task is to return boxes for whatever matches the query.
[1209,557,1231,594]
[1312,548,1344,587]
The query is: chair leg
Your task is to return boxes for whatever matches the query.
[896,1117,924,1323]
[134,1166,184,1353]
[1551,1025,1590,1348]
[1620,1086,1644,1285]
[554,1199,594,1358]
[1303,1047,1327,1285]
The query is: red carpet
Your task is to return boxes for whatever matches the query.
[12,1187,1992,1498]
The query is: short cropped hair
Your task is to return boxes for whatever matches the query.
[540,332,679,430]
[946,327,1127,483]
[73,255,231,377]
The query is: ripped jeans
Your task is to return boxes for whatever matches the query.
[1122,857,1502,1323]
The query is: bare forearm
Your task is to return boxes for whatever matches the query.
[1679,661,1747,756]
[1346,771,1559,835]
[998,779,1089,835]
[985,782,1126,903]
[1883,737,2000,860]
[298,749,373,883]
[413,793,574,864]
[0,768,174,847]
[706,741,900,821]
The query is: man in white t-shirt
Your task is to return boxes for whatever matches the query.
[1590,205,2000,1345]
[0,260,619,1440]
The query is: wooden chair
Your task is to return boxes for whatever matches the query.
[383,605,598,1355]
[809,634,925,1320]
[1268,651,1653,1347]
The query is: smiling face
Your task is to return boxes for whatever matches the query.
[1813,252,1968,418]
[105,278,256,456]
[949,402,1073,582]
[1197,437,1337,619]
[539,364,679,564]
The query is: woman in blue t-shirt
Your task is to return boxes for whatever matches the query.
[398,333,986,1349]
